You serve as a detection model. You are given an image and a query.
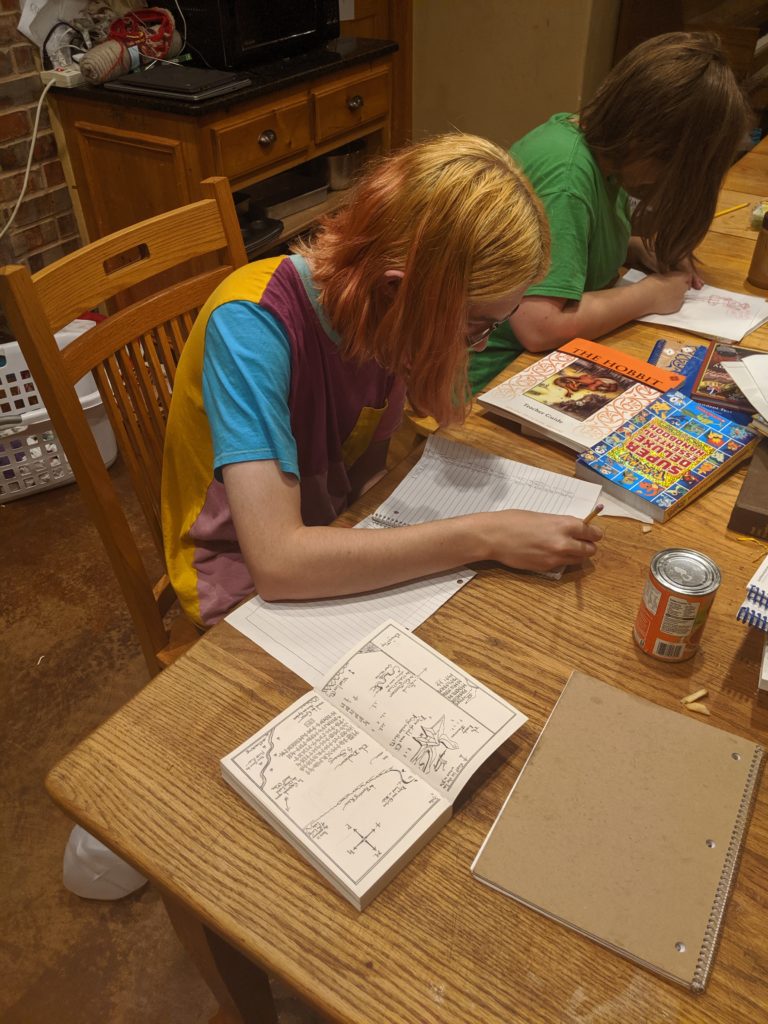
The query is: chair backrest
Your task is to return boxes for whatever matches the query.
[0,177,247,674]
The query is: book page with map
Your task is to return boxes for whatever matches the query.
[221,621,526,909]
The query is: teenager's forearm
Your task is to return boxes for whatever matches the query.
[225,460,601,601]
[253,516,487,601]
[514,279,671,352]
[556,283,661,340]
[514,288,645,351]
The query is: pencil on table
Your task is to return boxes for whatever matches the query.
[714,202,748,218]
[583,503,604,526]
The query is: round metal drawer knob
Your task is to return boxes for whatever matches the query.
[258,129,277,147]
[347,94,364,112]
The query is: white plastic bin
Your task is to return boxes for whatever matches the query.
[0,318,117,502]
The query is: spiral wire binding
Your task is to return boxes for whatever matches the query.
[370,512,406,528]
[746,584,768,608]
[736,605,768,630]
[692,744,766,992]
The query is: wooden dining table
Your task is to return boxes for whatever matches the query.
[46,142,768,1023]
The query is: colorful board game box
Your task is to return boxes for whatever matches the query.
[575,392,758,521]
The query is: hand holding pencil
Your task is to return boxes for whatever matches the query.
[583,502,604,526]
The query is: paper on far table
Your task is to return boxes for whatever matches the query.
[226,569,475,687]
[618,269,768,342]
[723,354,768,420]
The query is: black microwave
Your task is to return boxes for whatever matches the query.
[175,1,341,70]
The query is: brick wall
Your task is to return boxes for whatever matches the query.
[0,0,81,342]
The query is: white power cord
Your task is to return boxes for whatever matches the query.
[0,78,56,241]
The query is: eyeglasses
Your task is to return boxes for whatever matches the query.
[466,304,520,348]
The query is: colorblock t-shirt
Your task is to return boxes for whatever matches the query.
[162,255,405,627]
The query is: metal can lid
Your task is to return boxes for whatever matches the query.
[651,548,721,595]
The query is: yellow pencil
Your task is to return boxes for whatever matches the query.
[583,503,604,526]
[714,202,748,218]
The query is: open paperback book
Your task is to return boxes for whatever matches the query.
[221,621,527,909]
[477,338,685,453]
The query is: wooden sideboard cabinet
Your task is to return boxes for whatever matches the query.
[50,40,397,251]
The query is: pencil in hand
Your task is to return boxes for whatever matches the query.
[582,503,604,526]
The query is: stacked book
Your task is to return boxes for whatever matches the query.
[478,338,759,523]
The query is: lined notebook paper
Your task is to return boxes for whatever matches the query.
[226,570,474,687]
[471,671,764,991]
[368,434,601,527]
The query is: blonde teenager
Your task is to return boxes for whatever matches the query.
[162,135,603,626]
[469,32,753,392]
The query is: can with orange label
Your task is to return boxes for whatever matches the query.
[633,548,721,662]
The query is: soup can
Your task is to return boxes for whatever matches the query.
[633,548,721,662]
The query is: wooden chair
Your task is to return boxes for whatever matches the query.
[0,177,247,675]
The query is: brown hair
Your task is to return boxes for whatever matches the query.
[580,32,752,270]
[295,134,549,424]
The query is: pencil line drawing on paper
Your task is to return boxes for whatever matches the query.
[411,714,460,773]
[345,823,383,858]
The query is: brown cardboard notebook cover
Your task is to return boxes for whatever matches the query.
[471,671,764,991]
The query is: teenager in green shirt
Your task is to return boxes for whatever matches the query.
[469,32,752,393]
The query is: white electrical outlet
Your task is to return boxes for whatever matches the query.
[40,66,84,88]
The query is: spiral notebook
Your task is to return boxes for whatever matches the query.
[363,434,601,529]
[471,671,764,991]
[737,554,768,631]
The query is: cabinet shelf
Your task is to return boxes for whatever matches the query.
[248,189,349,258]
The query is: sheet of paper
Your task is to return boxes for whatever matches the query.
[226,569,475,687]
[618,269,768,342]
[371,434,601,526]
[723,354,768,420]
[598,493,654,524]
[318,621,527,799]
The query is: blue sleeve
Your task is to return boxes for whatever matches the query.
[202,300,299,479]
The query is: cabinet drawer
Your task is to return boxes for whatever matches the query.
[210,99,311,179]
[313,68,390,144]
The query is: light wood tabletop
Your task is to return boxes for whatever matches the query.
[46,143,768,1024]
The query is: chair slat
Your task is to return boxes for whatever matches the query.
[59,267,230,386]
[129,336,168,460]
[140,326,173,420]
[115,347,164,497]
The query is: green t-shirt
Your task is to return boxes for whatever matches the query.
[468,113,631,393]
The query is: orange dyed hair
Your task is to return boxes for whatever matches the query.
[295,134,549,424]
